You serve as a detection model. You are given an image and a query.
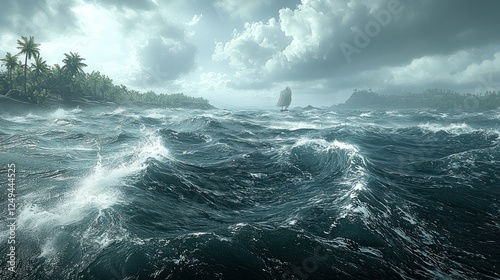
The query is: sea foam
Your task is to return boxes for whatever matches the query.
[17,132,170,236]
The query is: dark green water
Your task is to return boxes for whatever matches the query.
[1,106,499,279]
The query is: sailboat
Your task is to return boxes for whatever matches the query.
[276,86,292,112]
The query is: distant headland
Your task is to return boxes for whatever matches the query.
[0,36,214,110]
[336,89,500,110]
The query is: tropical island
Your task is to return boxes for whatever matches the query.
[0,36,214,110]
[337,88,500,111]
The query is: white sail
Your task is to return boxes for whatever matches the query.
[276,86,292,109]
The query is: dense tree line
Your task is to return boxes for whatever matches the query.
[343,88,500,110]
[0,36,213,109]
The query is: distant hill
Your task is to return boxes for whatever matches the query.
[339,89,500,110]
[303,105,320,111]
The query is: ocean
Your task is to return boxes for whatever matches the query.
[0,106,499,279]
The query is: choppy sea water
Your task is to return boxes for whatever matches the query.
[0,106,499,279]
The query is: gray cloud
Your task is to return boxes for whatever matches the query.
[214,0,301,21]
[74,1,199,88]
[136,36,197,86]
[0,0,79,40]
[342,0,500,68]
[2,0,498,106]
[83,0,157,11]
[118,7,199,87]
[214,0,500,91]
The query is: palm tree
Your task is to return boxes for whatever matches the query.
[45,64,64,96]
[31,56,49,81]
[60,52,87,98]
[0,52,18,90]
[17,36,40,94]
[62,52,87,77]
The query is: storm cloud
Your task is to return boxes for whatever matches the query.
[0,0,78,39]
[84,0,157,11]
[137,36,197,86]
[1,0,499,107]
[215,0,500,91]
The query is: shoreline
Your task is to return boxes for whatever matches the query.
[0,95,215,115]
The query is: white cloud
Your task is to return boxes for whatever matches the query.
[187,14,203,26]
[2,0,500,108]
[213,17,289,81]
[21,1,201,91]
[385,50,500,87]
[279,0,343,61]
[214,0,273,19]
[212,0,500,97]
[200,71,228,91]
[34,3,130,78]
[460,52,500,80]
[212,0,359,85]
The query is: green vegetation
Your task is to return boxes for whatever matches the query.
[0,36,213,109]
[342,88,500,110]
[17,36,41,95]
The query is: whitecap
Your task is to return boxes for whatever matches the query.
[393,228,412,242]
[39,237,57,258]
[18,133,170,230]
[228,222,248,232]
[50,108,69,119]
[268,121,320,131]
[71,107,82,114]
[111,107,126,115]
[359,246,383,258]
[417,122,474,134]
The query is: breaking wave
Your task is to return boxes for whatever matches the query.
[0,107,498,279]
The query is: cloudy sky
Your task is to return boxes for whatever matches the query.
[1,0,499,108]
